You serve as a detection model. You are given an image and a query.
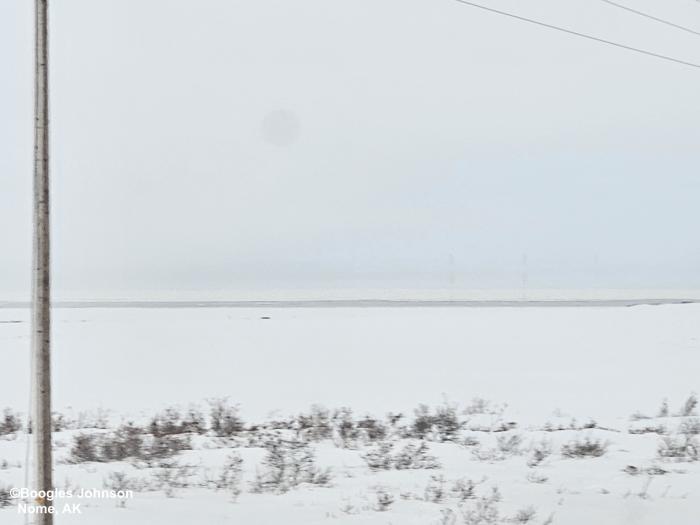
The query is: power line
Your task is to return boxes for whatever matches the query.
[453,0,700,70]
[601,0,700,37]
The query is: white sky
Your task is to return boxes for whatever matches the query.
[2,0,700,297]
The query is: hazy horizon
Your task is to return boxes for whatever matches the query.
[3,0,700,297]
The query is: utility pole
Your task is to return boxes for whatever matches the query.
[32,0,54,523]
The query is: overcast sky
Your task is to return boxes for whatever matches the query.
[2,0,700,298]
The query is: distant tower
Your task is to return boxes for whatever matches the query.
[448,253,456,301]
[521,253,529,300]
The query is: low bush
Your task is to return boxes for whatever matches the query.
[394,441,441,470]
[363,441,440,471]
[51,412,71,432]
[628,425,666,435]
[424,474,446,503]
[0,485,12,508]
[69,424,190,464]
[333,408,360,447]
[451,478,479,501]
[678,394,698,417]
[216,452,244,500]
[357,416,388,442]
[251,438,331,494]
[374,488,395,511]
[513,506,537,523]
[679,418,700,436]
[209,399,244,437]
[0,409,22,435]
[411,404,461,442]
[657,435,698,462]
[527,439,552,467]
[496,434,523,455]
[142,433,192,462]
[296,405,333,442]
[151,461,198,497]
[70,433,101,463]
[103,471,138,507]
[461,487,501,525]
[561,437,608,458]
[100,424,145,462]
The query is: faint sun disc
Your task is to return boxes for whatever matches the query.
[261,109,301,147]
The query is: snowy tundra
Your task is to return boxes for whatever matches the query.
[1,303,699,524]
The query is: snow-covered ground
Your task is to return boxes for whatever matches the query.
[2,303,699,419]
[1,303,699,523]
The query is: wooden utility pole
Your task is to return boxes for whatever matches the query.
[32,0,54,523]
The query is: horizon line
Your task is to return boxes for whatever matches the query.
[0,298,698,309]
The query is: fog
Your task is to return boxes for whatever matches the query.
[2,0,700,298]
